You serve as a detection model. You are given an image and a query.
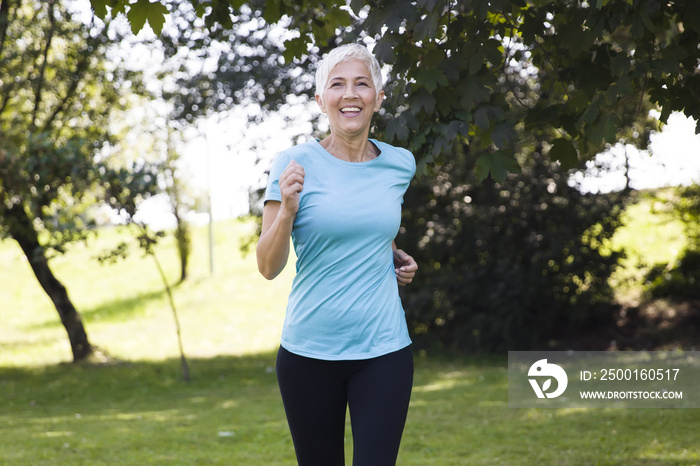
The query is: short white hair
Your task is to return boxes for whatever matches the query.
[315,43,383,103]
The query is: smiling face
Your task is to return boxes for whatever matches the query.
[316,59,385,139]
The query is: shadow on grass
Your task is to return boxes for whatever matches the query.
[0,351,292,465]
[1,352,699,465]
[0,335,69,352]
[26,288,169,331]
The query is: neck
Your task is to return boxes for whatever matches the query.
[319,134,377,163]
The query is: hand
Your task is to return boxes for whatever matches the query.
[278,160,305,215]
[393,249,417,286]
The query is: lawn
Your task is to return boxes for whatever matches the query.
[1,216,699,465]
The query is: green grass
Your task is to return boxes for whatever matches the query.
[2,217,699,465]
[2,353,699,465]
[0,219,293,366]
[609,189,688,303]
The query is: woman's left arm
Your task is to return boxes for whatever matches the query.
[392,241,418,286]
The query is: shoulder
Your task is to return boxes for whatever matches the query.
[373,140,416,174]
[270,140,319,173]
[278,139,320,162]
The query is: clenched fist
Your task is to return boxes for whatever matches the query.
[279,160,305,215]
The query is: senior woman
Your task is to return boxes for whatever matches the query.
[257,43,418,465]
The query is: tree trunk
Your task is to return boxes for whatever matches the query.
[7,204,93,362]
[174,214,190,283]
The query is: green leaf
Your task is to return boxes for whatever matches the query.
[587,112,621,146]
[474,106,490,130]
[263,1,281,23]
[373,39,395,63]
[414,14,440,41]
[549,138,579,170]
[127,6,147,34]
[473,105,504,131]
[629,15,646,39]
[194,3,208,17]
[283,36,309,62]
[418,68,449,93]
[443,121,461,141]
[350,0,365,14]
[473,0,489,20]
[579,92,605,126]
[482,39,503,67]
[640,14,656,33]
[474,151,520,183]
[325,7,353,30]
[410,89,437,115]
[127,0,168,35]
[469,48,485,75]
[610,53,630,77]
[417,0,441,11]
[492,122,517,149]
[460,78,491,109]
[386,117,409,143]
[600,113,621,143]
[90,0,108,19]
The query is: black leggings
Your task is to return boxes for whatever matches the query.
[276,345,414,466]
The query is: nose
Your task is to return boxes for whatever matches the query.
[343,84,357,99]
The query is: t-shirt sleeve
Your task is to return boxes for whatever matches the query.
[400,147,416,204]
[406,148,416,178]
[264,152,292,204]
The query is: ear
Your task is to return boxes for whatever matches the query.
[373,90,385,112]
[315,94,327,113]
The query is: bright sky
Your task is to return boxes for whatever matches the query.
[572,112,700,193]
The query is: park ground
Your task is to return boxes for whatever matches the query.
[1,205,699,465]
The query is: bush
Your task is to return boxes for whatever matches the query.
[398,146,624,352]
[645,249,700,299]
[644,185,700,300]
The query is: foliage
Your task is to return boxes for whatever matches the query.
[0,0,159,361]
[645,249,700,300]
[399,146,625,352]
[154,1,314,124]
[0,0,158,247]
[670,184,700,247]
[91,0,700,181]
[644,185,700,299]
[100,170,192,381]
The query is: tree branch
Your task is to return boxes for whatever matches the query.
[0,0,13,61]
[42,16,106,132]
[42,47,91,132]
[32,0,57,129]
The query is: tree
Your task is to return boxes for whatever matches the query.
[0,0,155,361]
[645,185,700,300]
[398,143,625,351]
[164,127,193,283]
[91,0,700,180]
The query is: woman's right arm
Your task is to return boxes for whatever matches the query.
[256,160,305,280]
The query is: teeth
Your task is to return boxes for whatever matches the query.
[341,107,361,113]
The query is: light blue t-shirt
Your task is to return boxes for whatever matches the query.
[264,138,415,360]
